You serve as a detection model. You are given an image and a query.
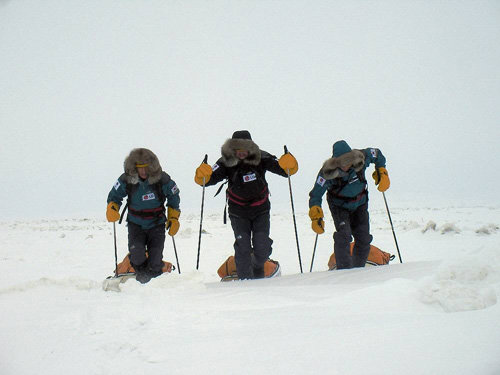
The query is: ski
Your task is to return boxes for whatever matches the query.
[102,264,176,291]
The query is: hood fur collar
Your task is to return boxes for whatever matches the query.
[321,149,365,179]
[124,148,162,185]
[221,138,261,167]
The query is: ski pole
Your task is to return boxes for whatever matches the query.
[196,154,208,270]
[382,192,403,263]
[113,222,118,277]
[166,221,182,274]
[284,145,303,273]
[309,233,319,272]
[171,236,181,274]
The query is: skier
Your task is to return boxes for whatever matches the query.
[194,130,298,279]
[106,148,181,283]
[308,140,390,269]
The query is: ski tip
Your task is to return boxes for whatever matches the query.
[102,272,136,291]
[102,278,122,292]
[220,275,239,282]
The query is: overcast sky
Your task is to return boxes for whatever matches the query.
[1,0,499,219]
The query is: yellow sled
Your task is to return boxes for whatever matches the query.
[328,242,394,270]
[102,254,174,292]
[217,256,281,281]
[115,253,173,274]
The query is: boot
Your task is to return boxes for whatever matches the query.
[253,266,265,279]
[135,272,152,284]
[149,269,163,279]
[133,262,152,284]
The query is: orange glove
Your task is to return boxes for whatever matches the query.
[278,153,298,175]
[106,202,120,222]
[194,163,212,186]
[166,207,180,236]
[308,206,325,234]
[372,167,390,192]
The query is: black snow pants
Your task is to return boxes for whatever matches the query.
[128,222,165,275]
[229,211,273,279]
[328,202,372,269]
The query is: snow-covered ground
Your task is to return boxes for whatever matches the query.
[1,1,499,373]
[1,204,499,374]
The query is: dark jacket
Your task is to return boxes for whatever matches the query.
[207,138,288,218]
[309,140,386,212]
[107,148,180,229]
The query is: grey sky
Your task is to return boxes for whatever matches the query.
[1,0,499,218]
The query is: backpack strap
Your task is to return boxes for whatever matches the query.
[213,180,229,224]
[225,167,269,207]
[155,172,171,205]
[118,172,171,224]
[223,197,228,224]
[214,179,228,197]
[119,173,131,224]
[328,171,367,203]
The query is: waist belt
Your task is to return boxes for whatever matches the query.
[330,188,367,203]
[129,206,165,220]
[227,187,269,207]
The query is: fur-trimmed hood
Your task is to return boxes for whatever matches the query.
[321,149,365,179]
[221,138,261,167]
[124,148,162,184]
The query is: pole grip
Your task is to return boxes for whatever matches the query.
[203,154,208,163]
[284,145,288,154]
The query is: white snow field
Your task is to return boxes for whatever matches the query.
[1,204,499,374]
[1,0,499,373]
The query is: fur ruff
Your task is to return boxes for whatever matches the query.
[321,149,365,179]
[221,138,261,167]
[124,148,163,184]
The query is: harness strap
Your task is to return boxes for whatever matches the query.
[223,197,228,224]
[329,170,368,203]
[330,187,367,203]
[119,202,129,224]
[128,206,165,219]
[214,180,228,197]
[118,173,170,224]
[226,187,269,207]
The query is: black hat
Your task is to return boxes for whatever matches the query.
[232,130,252,140]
